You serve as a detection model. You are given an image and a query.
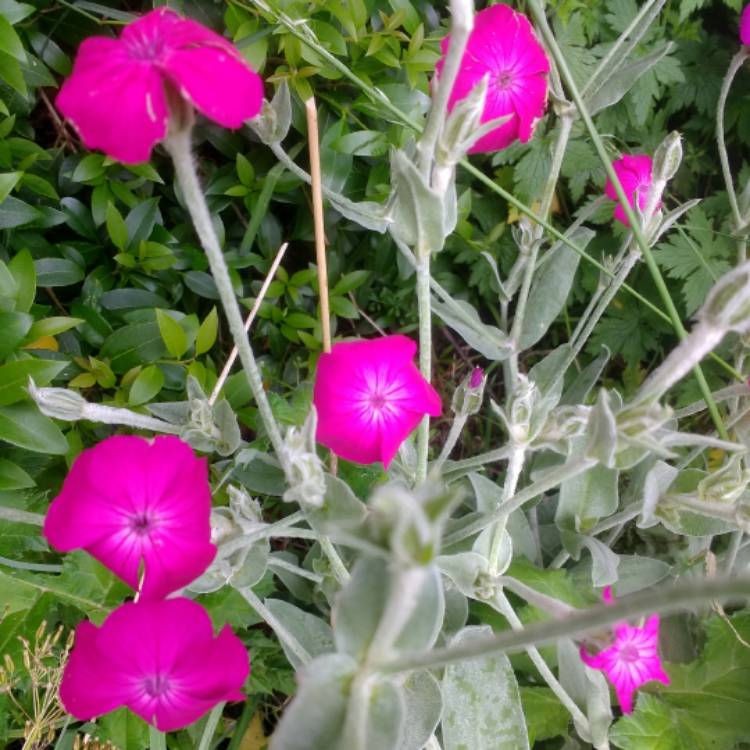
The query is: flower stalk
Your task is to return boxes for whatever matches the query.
[165,126,288,469]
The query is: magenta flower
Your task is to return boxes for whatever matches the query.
[60,598,248,731]
[580,587,670,713]
[470,367,484,389]
[436,3,550,153]
[56,8,264,164]
[44,435,216,601]
[605,154,659,227]
[741,5,750,45]
[313,335,442,468]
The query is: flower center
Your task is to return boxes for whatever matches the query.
[619,643,640,663]
[496,70,515,90]
[369,392,387,410]
[143,674,171,698]
[129,511,156,536]
[125,31,167,62]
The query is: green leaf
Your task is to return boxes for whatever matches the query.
[60,197,97,239]
[93,708,149,750]
[0,170,20,202]
[519,228,589,349]
[34,257,85,287]
[8,248,35,312]
[100,321,167,374]
[128,364,164,406]
[0,402,68,453]
[25,316,83,340]
[0,50,25,94]
[331,270,369,295]
[195,307,218,355]
[442,625,530,750]
[268,653,357,750]
[0,17,24,60]
[0,358,67,405]
[654,208,734,315]
[0,1,35,24]
[264,599,334,670]
[0,311,31,357]
[236,152,254,186]
[333,130,388,156]
[155,309,188,359]
[72,153,106,183]
[0,457,34,489]
[330,295,358,318]
[0,195,39,228]
[105,201,128,251]
[521,687,571,745]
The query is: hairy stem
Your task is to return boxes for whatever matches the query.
[165,128,288,467]
[416,252,432,485]
[494,592,590,733]
[377,576,750,674]
[197,703,225,750]
[717,49,750,237]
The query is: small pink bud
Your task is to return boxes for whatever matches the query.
[741,4,750,45]
[470,367,484,389]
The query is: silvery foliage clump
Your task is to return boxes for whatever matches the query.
[34,1,750,748]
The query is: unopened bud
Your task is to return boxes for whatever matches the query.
[452,367,486,416]
[27,381,86,421]
[653,131,683,183]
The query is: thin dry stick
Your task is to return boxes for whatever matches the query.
[305,96,337,476]
[208,241,289,406]
[305,97,332,352]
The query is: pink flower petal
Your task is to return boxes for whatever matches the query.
[313,335,441,468]
[161,47,264,128]
[59,621,131,720]
[60,599,249,731]
[56,37,168,164]
[741,4,750,45]
[44,435,215,599]
[437,3,549,154]
[121,7,263,127]
[605,154,656,227]
[580,589,670,714]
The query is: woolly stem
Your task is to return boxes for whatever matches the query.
[165,128,287,468]
[197,703,225,750]
[377,576,750,674]
[717,49,749,237]
[149,727,167,750]
[494,592,590,732]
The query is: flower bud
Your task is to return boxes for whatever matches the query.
[451,367,486,417]
[247,82,291,145]
[27,381,86,421]
[652,131,682,183]
[282,409,326,509]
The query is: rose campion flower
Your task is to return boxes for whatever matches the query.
[436,3,550,153]
[605,154,659,227]
[44,435,216,601]
[60,598,249,731]
[580,587,670,713]
[313,335,442,468]
[56,7,264,164]
[741,4,750,45]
